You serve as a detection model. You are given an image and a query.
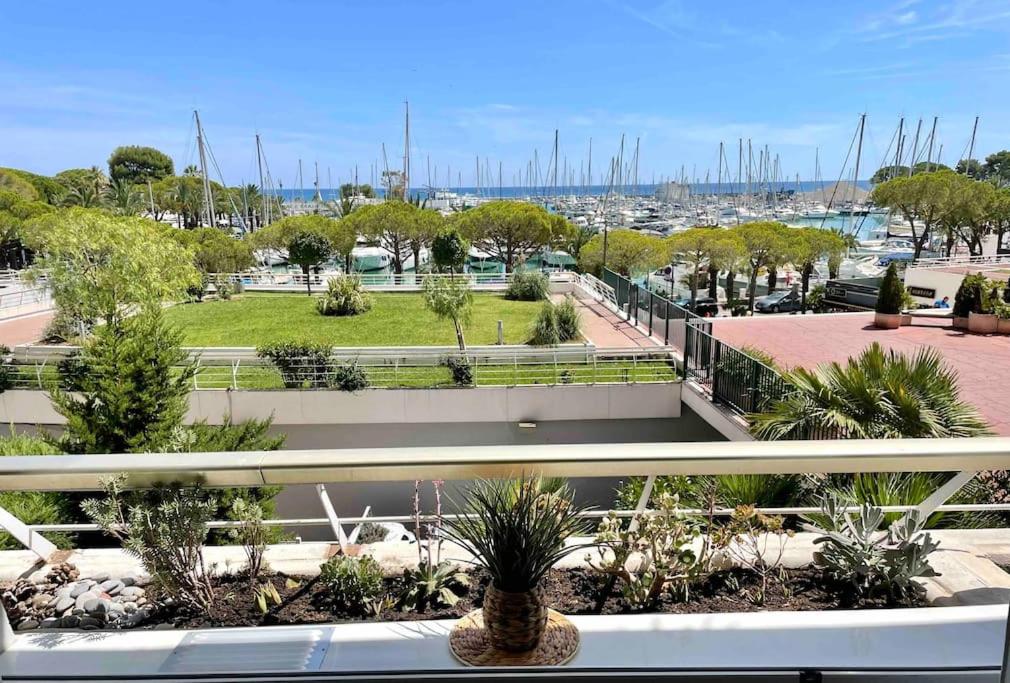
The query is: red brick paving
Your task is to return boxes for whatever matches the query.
[0,312,52,347]
[712,312,1010,436]
[560,292,658,349]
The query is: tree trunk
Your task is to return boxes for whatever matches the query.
[708,267,719,300]
[345,253,352,274]
[748,270,758,312]
[690,263,699,304]
[725,269,736,308]
[767,265,778,292]
[303,265,312,295]
[801,264,812,313]
[453,318,466,351]
[412,245,421,274]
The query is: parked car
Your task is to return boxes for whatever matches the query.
[755,289,802,313]
[672,296,720,317]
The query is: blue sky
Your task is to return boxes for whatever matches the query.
[2,0,1010,186]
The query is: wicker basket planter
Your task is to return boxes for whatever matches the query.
[482,584,549,652]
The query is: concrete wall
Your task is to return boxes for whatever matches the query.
[0,382,681,427]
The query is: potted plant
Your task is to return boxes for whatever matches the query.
[968,281,999,334]
[995,299,1010,335]
[952,273,986,330]
[899,288,917,326]
[444,477,591,653]
[874,263,903,329]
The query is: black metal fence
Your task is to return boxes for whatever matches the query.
[598,270,837,434]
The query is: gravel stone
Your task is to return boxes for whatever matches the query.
[69,582,91,599]
[99,580,124,596]
[75,592,97,610]
[119,586,145,600]
[39,618,60,629]
[60,615,80,628]
[83,598,100,613]
[89,572,110,583]
[16,619,39,631]
[55,597,74,614]
[121,576,136,587]
[79,616,101,630]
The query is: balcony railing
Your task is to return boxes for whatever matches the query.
[0,438,1009,678]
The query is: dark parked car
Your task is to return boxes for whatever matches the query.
[673,296,720,317]
[755,289,801,313]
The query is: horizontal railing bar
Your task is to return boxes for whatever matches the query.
[23,503,1010,534]
[1,438,1009,491]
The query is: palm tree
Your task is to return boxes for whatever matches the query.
[105,178,143,216]
[750,342,990,440]
[62,179,104,208]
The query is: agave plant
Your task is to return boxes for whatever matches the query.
[750,342,991,440]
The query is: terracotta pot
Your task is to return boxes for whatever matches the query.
[483,584,548,652]
[997,318,1010,335]
[874,312,901,329]
[953,316,969,330]
[968,312,998,335]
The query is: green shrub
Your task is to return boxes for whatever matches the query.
[257,341,333,388]
[875,263,903,314]
[528,301,560,346]
[316,277,372,317]
[329,361,370,391]
[953,272,990,317]
[0,433,73,550]
[803,498,940,606]
[554,295,582,342]
[443,355,473,386]
[319,555,386,615]
[505,271,549,301]
[0,345,11,393]
[355,522,388,544]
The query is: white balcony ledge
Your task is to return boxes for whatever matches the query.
[0,605,1004,678]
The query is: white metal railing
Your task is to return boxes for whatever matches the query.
[576,271,619,309]
[1,438,1010,668]
[212,271,577,291]
[907,254,1010,271]
[0,285,50,313]
[7,345,679,390]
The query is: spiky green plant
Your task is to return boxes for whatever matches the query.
[443,477,592,592]
[528,301,560,346]
[750,342,991,440]
[554,295,582,342]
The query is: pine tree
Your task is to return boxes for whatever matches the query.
[50,311,195,454]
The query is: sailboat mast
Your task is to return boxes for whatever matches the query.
[967,116,980,177]
[908,119,922,177]
[926,116,938,172]
[255,135,268,226]
[194,110,215,227]
[403,100,410,199]
[850,113,867,233]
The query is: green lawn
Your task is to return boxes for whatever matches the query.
[162,292,544,347]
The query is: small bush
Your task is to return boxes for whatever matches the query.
[329,361,370,391]
[803,498,940,606]
[257,341,333,388]
[875,263,903,314]
[554,295,582,341]
[319,555,386,615]
[228,498,268,581]
[355,521,388,544]
[953,272,990,317]
[528,301,560,346]
[316,277,373,317]
[0,345,11,393]
[443,355,473,386]
[505,271,549,301]
[42,309,85,343]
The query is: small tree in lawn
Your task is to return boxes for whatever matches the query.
[423,274,473,351]
[288,231,332,295]
[431,229,469,275]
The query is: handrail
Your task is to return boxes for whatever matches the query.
[1,438,1008,492]
[907,254,1010,270]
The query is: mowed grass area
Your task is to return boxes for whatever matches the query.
[162,292,544,347]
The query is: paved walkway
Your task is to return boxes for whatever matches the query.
[559,292,658,349]
[712,312,1010,436]
[0,311,52,347]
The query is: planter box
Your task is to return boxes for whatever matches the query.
[998,318,1010,335]
[874,312,901,329]
[969,312,998,334]
[900,313,912,326]
[0,606,1004,677]
[953,316,969,329]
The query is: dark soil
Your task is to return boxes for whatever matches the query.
[168,567,923,629]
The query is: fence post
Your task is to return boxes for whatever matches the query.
[664,300,670,345]
[712,341,722,399]
[648,291,654,335]
[749,355,760,413]
[232,359,239,390]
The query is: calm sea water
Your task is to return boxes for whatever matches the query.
[271,181,872,202]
